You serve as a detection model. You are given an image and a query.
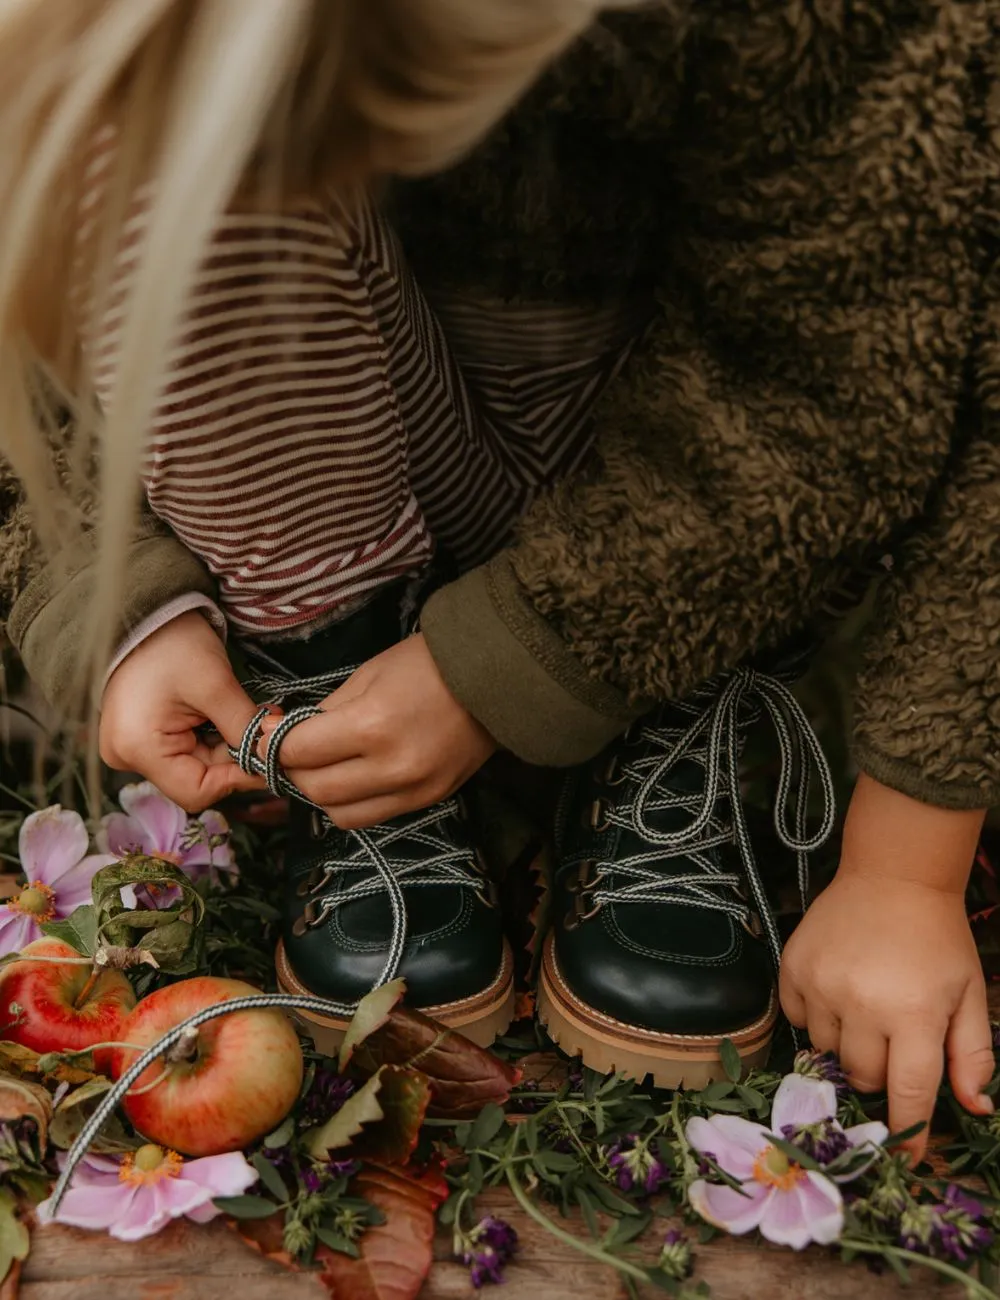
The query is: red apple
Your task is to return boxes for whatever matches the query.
[0,938,135,1066]
[111,977,304,1157]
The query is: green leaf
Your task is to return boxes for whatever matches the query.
[574,1186,600,1240]
[609,1208,653,1247]
[699,1080,736,1106]
[886,1121,927,1146]
[41,905,97,957]
[0,1188,28,1283]
[468,1102,506,1150]
[588,1181,643,1217]
[250,1152,288,1202]
[213,1195,281,1220]
[533,1150,578,1175]
[719,1038,742,1085]
[262,1117,295,1150]
[338,978,407,1072]
[315,1226,360,1257]
[306,1071,384,1158]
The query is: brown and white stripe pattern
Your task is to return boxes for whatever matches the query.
[78,166,642,636]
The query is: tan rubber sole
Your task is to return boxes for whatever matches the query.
[537,933,776,1089]
[276,939,517,1054]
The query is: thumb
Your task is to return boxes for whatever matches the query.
[947,976,996,1117]
[193,665,261,749]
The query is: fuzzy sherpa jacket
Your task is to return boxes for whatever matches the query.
[2,1,1000,810]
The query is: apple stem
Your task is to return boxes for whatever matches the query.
[72,968,102,1011]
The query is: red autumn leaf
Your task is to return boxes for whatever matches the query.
[354,1006,521,1119]
[318,1163,448,1300]
[351,1066,433,1165]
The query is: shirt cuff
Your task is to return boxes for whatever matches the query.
[104,594,227,687]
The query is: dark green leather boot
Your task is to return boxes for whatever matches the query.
[237,574,514,1052]
[537,665,835,1087]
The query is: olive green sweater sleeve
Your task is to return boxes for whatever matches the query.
[424,5,996,797]
[1,452,217,717]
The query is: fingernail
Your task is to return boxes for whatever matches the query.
[976,1093,995,1114]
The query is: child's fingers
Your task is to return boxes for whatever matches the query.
[144,750,264,813]
[886,1020,947,1161]
[838,1025,888,1094]
[946,977,995,1116]
[260,704,365,770]
[777,972,808,1029]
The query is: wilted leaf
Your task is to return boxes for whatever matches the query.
[90,857,205,974]
[353,1007,521,1119]
[0,1042,96,1087]
[307,1072,384,1158]
[0,1190,28,1287]
[351,1068,432,1166]
[318,1164,447,1300]
[0,1073,52,1150]
[338,980,407,1073]
[40,905,97,957]
[49,1077,138,1153]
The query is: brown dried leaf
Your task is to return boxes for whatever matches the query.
[354,1007,521,1119]
[318,1164,448,1300]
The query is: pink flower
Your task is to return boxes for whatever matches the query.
[686,1074,888,1250]
[0,808,114,956]
[37,1147,258,1241]
[99,783,236,886]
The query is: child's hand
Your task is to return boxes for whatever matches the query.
[780,774,994,1163]
[259,633,496,828]
[100,612,265,811]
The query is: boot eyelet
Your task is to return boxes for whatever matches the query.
[567,859,598,894]
[294,898,331,935]
[741,912,764,939]
[296,861,331,898]
[602,754,628,787]
[476,879,500,909]
[585,799,611,833]
[565,889,602,930]
[623,720,645,747]
[310,809,327,840]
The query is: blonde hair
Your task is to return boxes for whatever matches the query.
[0,0,606,716]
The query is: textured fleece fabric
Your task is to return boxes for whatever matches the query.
[3,1,1000,809]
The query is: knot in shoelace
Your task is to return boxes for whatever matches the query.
[583,666,837,977]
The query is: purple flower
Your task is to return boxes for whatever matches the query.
[604,1134,670,1197]
[302,1167,324,1194]
[899,1185,995,1263]
[327,1158,360,1180]
[460,1216,519,1288]
[686,1074,889,1250]
[301,1067,355,1125]
[780,1120,851,1167]
[37,1147,258,1241]
[659,1228,693,1280]
[793,1049,848,1094]
[100,783,236,888]
[0,808,115,955]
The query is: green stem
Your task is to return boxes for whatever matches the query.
[839,1239,1000,1300]
[504,1165,650,1284]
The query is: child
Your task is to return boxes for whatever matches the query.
[1,1,998,1162]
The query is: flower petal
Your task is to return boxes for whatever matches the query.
[0,911,41,958]
[770,1074,837,1134]
[758,1173,843,1250]
[118,784,187,857]
[38,1180,137,1233]
[180,1153,259,1198]
[686,1115,771,1179]
[53,855,116,916]
[844,1120,889,1152]
[99,813,146,859]
[18,808,89,885]
[688,1179,770,1235]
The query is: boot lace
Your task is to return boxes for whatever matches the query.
[576,666,836,977]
